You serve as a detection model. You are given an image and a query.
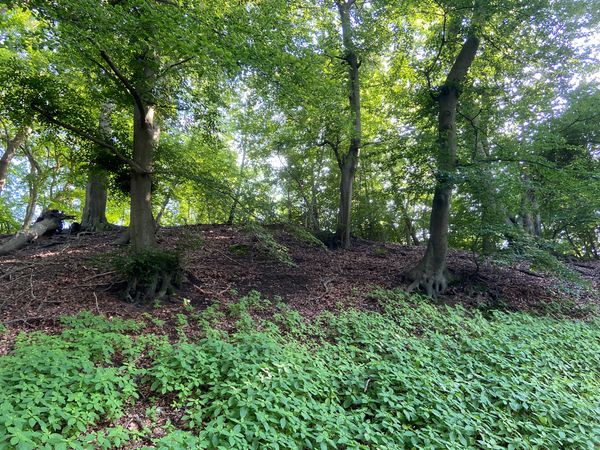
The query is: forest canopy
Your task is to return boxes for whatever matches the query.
[0,0,599,295]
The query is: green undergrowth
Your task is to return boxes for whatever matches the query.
[241,223,296,267]
[1,291,599,449]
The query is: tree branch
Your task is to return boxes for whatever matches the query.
[423,9,447,98]
[319,139,343,167]
[159,56,194,77]
[86,56,121,85]
[446,34,480,85]
[32,106,147,174]
[99,50,145,118]
[0,116,10,150]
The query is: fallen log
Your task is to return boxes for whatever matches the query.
[0,210,75,256]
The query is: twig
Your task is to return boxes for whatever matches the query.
[212,249,244,266]
[93,292,101,314]
[317,278,334,300]
[516,268,545,278]
[83,270,116,282]
[193,283,231,297]
[29,271,36,299]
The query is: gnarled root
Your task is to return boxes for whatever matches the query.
[124,271,175,304]
[407,268,448,297]
[406,255,451,297]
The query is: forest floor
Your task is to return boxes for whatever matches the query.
[1,224,600,448]
[1,223,598,356]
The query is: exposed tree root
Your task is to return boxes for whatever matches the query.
[113,230,131,246]
[123,271,175,303]
[118,249,180,304]
[407,268,449,297]
[406,253,452,297]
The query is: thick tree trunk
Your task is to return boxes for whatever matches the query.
[81,170,110,231]
[0,126,31,195]
[0,210,74,256]
[334,0,361,249]
[407,34,480,296]
[130,104,158,251]
[81,103,113,231]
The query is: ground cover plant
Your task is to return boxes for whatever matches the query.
[0,290,598,449]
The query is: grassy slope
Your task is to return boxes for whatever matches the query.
[1,289,598,450]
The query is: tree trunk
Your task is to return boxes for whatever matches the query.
[81,103,113,231]
[130,104,158,251]
[227,141,247,226]
[407,34,480,296]
[309,162,320,231]
[22,148,41,230]
[155,182,175,227]
[470,120,498,254]
[334,0,362,249]
[401,206,419,246]
[0,210,74,256]
[22,182,38,230]
[0,126,31,195]
[81,170,110,231]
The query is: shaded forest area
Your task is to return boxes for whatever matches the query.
[0,0,598,296]
[1,0,600,448]
[1,224,599,342]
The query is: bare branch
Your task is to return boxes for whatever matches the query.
[22,146,42,174]
[318,139,343,167]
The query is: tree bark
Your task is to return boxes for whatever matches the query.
[470,120,498,254]
[22,182,38,231]
[0,126,31,195]
[130,104,158,251]
[407,34,480,296]
[81,170,110,231]
[81,104,113,231]
[22,148,42,230]
[334,0,362,249]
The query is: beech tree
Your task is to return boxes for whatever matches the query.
[25,0,257,251]
[407,27,480,295]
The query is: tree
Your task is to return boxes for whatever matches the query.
[407,30,480,296]
[332,0,362,248]
[25,0,248,251]
[0,125,31,195]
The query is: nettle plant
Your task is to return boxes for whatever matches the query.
[1,292,599,449]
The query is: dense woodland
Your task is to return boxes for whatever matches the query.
[1,0,600,448]
[1,0,599,290]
